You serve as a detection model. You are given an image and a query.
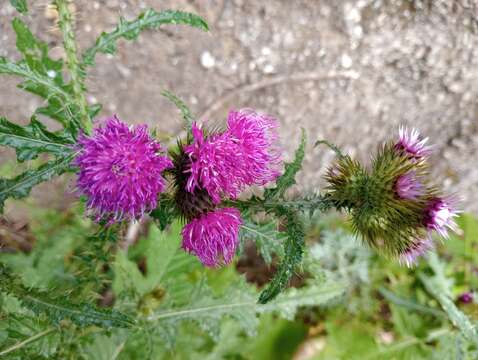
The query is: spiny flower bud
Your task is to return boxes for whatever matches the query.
[324,128,458,266]
[75,116,172,222]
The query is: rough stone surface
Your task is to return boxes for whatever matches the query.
[1,0,477,216]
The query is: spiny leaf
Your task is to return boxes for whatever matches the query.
[264,129,306,200]
[161,90,194,133]
[148,277,344,338]
[240,214,286,264]
[9,0,28,14]
[82,9,209,66]
[0,18,80,133]
[258,208,305,304]
[420,254,478,346]
[0,264,135,329]
[150,195,177,231]
[0,153,74,213]
[0,116,74,162]
[21,294,134,329]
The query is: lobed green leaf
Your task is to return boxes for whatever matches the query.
[82,9,209,66]
[0,116,74,162]
[240,214,286,265]
[0,18,82,133]
[258,208,306,304]
[264,129,306,200]
[0,264,135,329]
[161,90,194,133]
[0,153,74,213]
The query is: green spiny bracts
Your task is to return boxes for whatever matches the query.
[324,130,458,267]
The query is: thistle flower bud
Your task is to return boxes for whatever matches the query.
[324,128,458,266]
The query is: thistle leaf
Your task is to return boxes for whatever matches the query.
[258,208,305,304]
[82,9,209,66]
[161,90,194,133]
[0,116,74,162]
[9,0,28,14]
[0,19,81,132]
[21,294,135,329]
[240,214,286,264]
[149,277,343,339]
[0,264,135,329]
[150,195,177,231]
[265,129,306,200]
[420,254,478,346]
[0,153,74,213]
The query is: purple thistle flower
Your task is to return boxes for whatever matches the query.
[75,116,172,222]
[394,171,423,200]
[423,197,459,238]
[395,127,432,159]
[398,236,433,267]
[185,109,282,203]
[181,207,242,267]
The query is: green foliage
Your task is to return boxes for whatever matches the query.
[420,253,478,347]
[0,153,74,213]
[161,90,195,133]
[82,9,209,67]
[0,265,134,329]
[0,116,74,162]
[265,128,306,200]
[9,0,27,14]
[150,195,178,231]
[240,211,286,264]
[0,18,84,132]
[259,207,306,304]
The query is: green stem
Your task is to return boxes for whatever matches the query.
[54,0,92,134]
[0,328,56,356]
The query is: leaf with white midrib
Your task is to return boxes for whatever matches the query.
[148,281,345,322]
[82,9,209,66]
[0,153,74,213]
[0,116,74,161]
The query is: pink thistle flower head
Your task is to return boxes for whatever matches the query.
[423,197,459,238]
[395,127,433,159]
[398,236,433,267]
[181,208,242,267]
[75,116,173,222]
[394,171,423,200]
[184,109,282,203]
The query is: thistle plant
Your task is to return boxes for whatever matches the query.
[0,1,469,358]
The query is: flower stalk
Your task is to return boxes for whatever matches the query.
[54,0,92,134]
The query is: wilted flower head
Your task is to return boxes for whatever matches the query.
[75,116,172,222]
[324,128,458,266]
[423,197,459,238]
[184,109,281,203]
[394,127,432,159]
[181,207,242,267]
[395,171,423,200]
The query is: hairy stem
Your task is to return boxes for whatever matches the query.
[0,328,56,356]
[54,0,92,134]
